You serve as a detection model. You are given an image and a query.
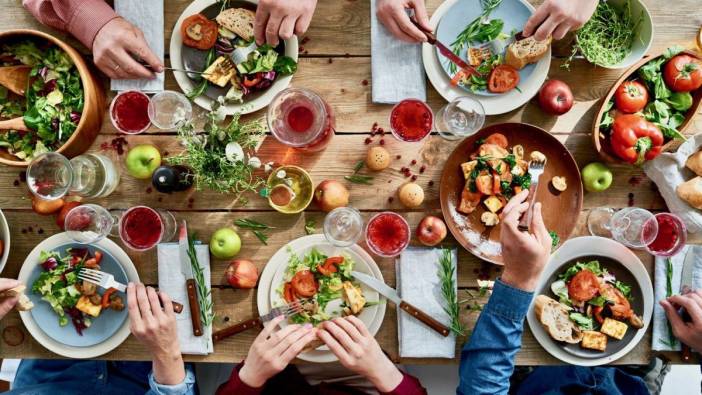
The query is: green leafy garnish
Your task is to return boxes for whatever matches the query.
[305,219,316,235]
[558,260,607,282]
[235,218,274,245]
[344,174,374,184]
[187,232,215,327]
[449,0,504,74]
[569,312,595,330]
[437,248,465,336]
[549,230,560,249]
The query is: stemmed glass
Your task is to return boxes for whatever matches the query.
[64,204,118,244]
[434,96,486,140]
[587,207,658,249]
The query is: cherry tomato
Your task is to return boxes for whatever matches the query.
[488,65,520,93]
[317,256,343,276]
[101,288,117,308]
[451,70,468,86]
[567,270,600,302]
[664,54,702,92]
[485,133,508,148]
[614,80,649,113]
[291,270,318,297]
[283,282,297,303]
[181,14,218,50]
[242,73,263,88]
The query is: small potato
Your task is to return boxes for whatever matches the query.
[551,176,567,192]
[398,183,424,208]
[366,146,391,171]
[530,151,547,162]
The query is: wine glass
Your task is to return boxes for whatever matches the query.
[148,90,192,129]
[27,152,120,200]
[64,204,118,244]
[118,206,177,251]
[434,96,486,140]
[323,207,364,247]
[587,207,658,249]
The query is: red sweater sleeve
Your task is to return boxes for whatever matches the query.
[381,372,428,395]
[22,0,118,49]
[215,363,263,395]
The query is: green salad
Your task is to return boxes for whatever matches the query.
[0,40,84,160]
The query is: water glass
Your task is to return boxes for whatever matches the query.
[64,204,117,244]
[148,90,192,129]
[27,152,120,200]
[323,207,363,247]
[587,207,658,249]
[435,96,485,140]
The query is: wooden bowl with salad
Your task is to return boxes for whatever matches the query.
[0,29,105,167]
[593,48,702,165]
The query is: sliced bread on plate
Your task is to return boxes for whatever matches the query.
[534,295,582,344]
[216,8,255,42]
[505,36,552,70]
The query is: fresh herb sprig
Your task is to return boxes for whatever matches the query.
[662,257,678,348]
[437,248,465,336]
[448,0,503,74]
[187,232,215,327]
[345,160,374,184]
[235,218,274,245]
[305,219,316,235]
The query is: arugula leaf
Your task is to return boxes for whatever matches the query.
[615,280,632,299]
[588,295,607,307]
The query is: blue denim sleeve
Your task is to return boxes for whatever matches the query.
[147,365,196,395]
[457,279,534,395]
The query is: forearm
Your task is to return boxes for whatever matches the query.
[457,279,533,395]
[152,351,186,386]
[379,371,428,395]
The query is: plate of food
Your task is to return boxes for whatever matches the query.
[439,123,582,264]
[527,236,653,366]
[170,0,299,115]
[17,233,138,358]
[257,234,386,363]
[0,209,9,274]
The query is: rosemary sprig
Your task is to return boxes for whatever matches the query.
[353,160,365,173]
[345,174,374,184]
[187,232,215,327]
[437,248,465,336]
[305,219,316,235]
[448,0,503,74]
[235,218,273,245]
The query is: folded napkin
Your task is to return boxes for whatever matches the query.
[644,134,702,233]
[157,243,213,355]
[370,0,426,104]
[397,247,457,358]
[652,245,702,351]
[111,0,165,92]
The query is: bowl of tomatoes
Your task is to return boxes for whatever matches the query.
[593,48,702,165]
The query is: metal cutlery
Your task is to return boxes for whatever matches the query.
[409,18,481,78]
[138,60,212,76]
[212,300,304,342]
[518,155,547,232]
[179,220,203,337]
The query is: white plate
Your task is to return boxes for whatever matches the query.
[526,236,653,366]
[0,209,9,275]
[169,0,298,115]
[257,235,386,363]
[17,234,139,359]
[423,0,550,115]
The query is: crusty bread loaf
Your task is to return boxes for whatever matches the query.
[677,176,702,209]
[534,295,582,344]
[686,151,702,176]
[504,36,552,70]
[0,284,34,311]
[216,8,255,42]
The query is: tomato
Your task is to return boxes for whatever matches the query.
[291,270,318,297]
[317,256,343,276]
[492,174,501,195]
[664,54,702,92]
[181,14,218,50]
[101,288,117,308]
[614,80,649,113]
[475,174,493,195]
[451,70,468,86]
[487,65,520,93]
[567,270,600,302]
[94,251,103,265]
[592,305,605,324]
[283,282,297,303]
[485,133,508,149]
[242,73,263,88]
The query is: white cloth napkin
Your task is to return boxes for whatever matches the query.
[370,0,426,104]
[396,247,457,358]
[644,134,702,233]
[111,0,165,92]
[652,245,702,351]
[157,243,213,355]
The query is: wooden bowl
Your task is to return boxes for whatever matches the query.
[592,49,702,164]
[0,29,105,167]
[439,123,583,265]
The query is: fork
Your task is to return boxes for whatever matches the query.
[78,268,184,313]
[213,300,305,342]
[517,155,547,232]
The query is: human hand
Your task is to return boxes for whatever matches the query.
[255,0,317,47]
[0,278,20,319]
[523,0,598,41]
[376,0,431,43]
[660,289,702,351]
[239,315,318,388]
[499,190,551,291]
[318,316,403,393]
[93,17,163,79]
[127,283,184,385]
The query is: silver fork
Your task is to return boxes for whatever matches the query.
[518,155,547,232]
[213,300,305,342]
[78,268,125,292]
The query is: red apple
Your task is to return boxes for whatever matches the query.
[314,180,349,212]
[56,201,82,230]
[225,259,259,289]
[538,80,574,115]
[416,215,447,246]
[32,196,64,215]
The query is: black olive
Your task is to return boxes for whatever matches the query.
[152,165,194,193]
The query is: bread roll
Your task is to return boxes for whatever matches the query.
[534,295,582,344]
[686,151,702,176]
[0,284,34,311]
[677,176,702,209]
[504,36,552,70]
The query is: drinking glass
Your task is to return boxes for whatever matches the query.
[587,207,658,249]
[365,212,411,257]
[267,87,335,152]
[389,99,433,142]
[64,204,118,244]
[27,152,120,200]
[435,96,486,140]
[148,90,192,129]
[118,206,177,251]
[110,90,151,134]
[324,207,363,247]
[644,213,687,257]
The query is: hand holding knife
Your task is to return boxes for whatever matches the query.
[179,220,203,337]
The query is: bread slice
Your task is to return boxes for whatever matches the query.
[677,176,702,209]
[216,8,255,42]
[0,284,34,311]
[686,151,702,176]
[534,295,583,344]
[504,36,552,70]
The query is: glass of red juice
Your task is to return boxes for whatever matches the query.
[644,213,687,257]
[267,88,335,152]
[365,212,411,257]
[389,99,433,142]
[118,206,176,251]
[110,90,151,134]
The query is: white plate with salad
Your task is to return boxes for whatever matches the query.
[422,0,550,114]
[17,233,138,358]
[527,236,653,366]
[257,235,386,363]
[170,0,299,115]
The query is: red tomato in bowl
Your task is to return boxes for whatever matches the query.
[664,54,702,92]
[485,133,508,148]
[614,80,649,113]
[567,269,600,302]
[291,270,318,297]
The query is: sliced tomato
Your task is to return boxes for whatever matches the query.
[614,80,649,113]
[450,70,468,86]
[242,73,263,88]
[488,65,520,93]
[181,14,218,50]
[283,282,297,303]
[485,133,508,149]
[492,174,501,195]
[94,251,103,265]
[592,305,605,324]
[317,256,343,276]
[567,270,601,302]
[291,270,318,297]
[475,174,493,195]
[458,188,482,214]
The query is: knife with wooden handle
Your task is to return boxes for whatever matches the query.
[179,220,203,337]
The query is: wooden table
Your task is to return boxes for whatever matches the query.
[0,0,700,365]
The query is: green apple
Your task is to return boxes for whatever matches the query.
[210,227,241,259]
[125,144,161,179]
[581,162,613,192]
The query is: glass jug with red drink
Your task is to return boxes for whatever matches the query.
[267,88,335,152]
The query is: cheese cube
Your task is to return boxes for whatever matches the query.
[580,330,607,351]
[600,318,628,340]
[461,161,477,180]
[203,56,236,87]
[483,196,503,213]
[76,295,102,318]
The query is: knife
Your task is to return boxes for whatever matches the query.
[409,19,480,78]
[679,248,696,362]
[351,271,450,337]
[179,220,203,337]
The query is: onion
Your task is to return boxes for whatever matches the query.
[42,257,58,271]
[225,142,245,163]
[69,111,81,124]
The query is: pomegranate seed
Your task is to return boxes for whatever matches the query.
[365,137,373,144]
[361,79,368,86]
[301,36,310,45]
[380,139,385,145]
[428,180,435,187]
[388,197,394,203]
[411,175,417,181]
[328,58,333,64]
[396,155,402,160]
[299,46,305,52]
[411,160,417,165]
[419,165,426,173]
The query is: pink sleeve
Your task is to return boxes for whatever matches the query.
[22,0,119,49]
[380,372,428,395]
[215,362,263,395]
